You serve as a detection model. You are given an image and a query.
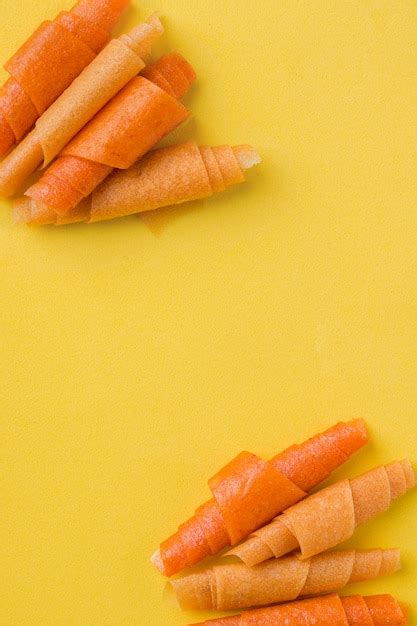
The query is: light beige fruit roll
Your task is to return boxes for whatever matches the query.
[13,142,261,226]
[228,460,415,565]
[172,548,401,611]
[0,15,163,197]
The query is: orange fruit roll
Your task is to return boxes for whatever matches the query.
[191,593,408,625]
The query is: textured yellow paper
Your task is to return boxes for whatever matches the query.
[1,1,417,624]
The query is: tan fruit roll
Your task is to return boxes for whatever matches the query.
[0,15,163,198]
[228,459,415,566]
[172,547,401,611]
[13,142,261,226]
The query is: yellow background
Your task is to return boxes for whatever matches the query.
[1,0,417,624]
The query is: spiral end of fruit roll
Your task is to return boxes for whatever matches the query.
[233,145,262,170]
[13,197,58,226]
[13,198,34,225]
[143,53,197,100]
[0,132,44,198]
[151,550,165,574]
[122,15,164,59]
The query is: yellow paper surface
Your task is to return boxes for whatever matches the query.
[1,1,417,624]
